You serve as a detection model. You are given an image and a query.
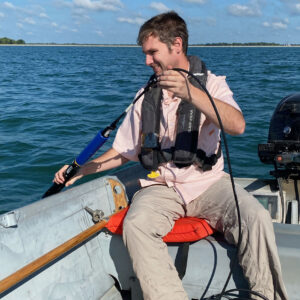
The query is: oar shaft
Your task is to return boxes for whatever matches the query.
[0,219,108,294]
[42,162,79,198]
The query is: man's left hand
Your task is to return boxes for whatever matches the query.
[158,68,192,101]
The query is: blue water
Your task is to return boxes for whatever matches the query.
[0,46,299,213]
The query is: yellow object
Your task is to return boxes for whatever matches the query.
[147,171,160,178]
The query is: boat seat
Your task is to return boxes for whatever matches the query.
[105,206,215,280]
[105,206,215,243]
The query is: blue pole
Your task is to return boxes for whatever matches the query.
[42,74,157,198]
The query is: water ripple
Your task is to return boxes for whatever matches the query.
[0,46,299,212]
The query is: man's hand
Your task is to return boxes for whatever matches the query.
[158,67,245,136]
[158,67,192,101]
[53,165,83,187]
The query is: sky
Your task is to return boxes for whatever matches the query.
[0,0,300,44]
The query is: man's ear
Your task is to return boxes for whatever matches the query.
[172,37,183,54]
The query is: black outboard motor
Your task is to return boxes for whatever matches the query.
[258,93,300,179]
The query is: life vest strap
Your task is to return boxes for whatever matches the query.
[155,142,222,171]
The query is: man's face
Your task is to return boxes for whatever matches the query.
[142,35,176,75]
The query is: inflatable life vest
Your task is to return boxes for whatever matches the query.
[138,56,221,172]
[105,206,215,243]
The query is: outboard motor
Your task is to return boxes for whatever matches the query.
[258,93,300,224]
[258,93,300,179]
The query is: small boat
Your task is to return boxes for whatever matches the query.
[0,94,299,300]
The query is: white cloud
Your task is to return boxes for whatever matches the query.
[182,0,207,3]
[279,0,300,15]
[228,3,261,17]
[39,13,49,18]
[17,22,23,28]
[24,17,36,25]
[72,8,91,23]
[263,21,288,30]
[117,17,145,25]
[54,0,73,8]
[64,26,79,32]
[149,2,169,13]
[3,2,47,18]
[95,30,103,36]
[0,12,5,18]
[73,0,123,11]
[53,23,79,32]
[189,16,216,28]
[3,2,16,10]
[272,21,288,29]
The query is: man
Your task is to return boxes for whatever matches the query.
[54,11,287,300]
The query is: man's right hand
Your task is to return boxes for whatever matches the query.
[52,148,127,188]
[53,165,83,187]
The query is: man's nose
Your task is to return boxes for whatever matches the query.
[145,54,153,66]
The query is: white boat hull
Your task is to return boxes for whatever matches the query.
[1,165,300,299]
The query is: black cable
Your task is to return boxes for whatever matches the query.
[172,68,268,300]
[103,74,158,136]
[217,288,270,300]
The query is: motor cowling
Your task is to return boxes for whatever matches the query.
[258,93,300,177]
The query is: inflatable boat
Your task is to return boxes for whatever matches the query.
[0,93,299,300]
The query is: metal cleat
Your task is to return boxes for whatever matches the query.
[84,206,104,223]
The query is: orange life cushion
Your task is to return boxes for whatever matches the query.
[105,207,214,243]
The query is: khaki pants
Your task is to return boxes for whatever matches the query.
[123,175,288,300]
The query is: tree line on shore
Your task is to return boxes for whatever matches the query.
[0,37,25,44]
[0,38,298,46]
[196,42,285,46]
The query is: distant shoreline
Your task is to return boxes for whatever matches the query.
[1,44,300,48]
[0,44,139,47]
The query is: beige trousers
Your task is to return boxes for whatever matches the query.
[122,175,288,300]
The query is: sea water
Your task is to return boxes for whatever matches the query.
[0,46,299,213]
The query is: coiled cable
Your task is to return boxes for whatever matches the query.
[172,68,268,300]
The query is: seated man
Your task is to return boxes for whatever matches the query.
[54,11,288,300]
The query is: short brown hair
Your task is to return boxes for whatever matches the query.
[137,11,189,54]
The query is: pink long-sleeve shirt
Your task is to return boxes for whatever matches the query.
[113,70,241,204]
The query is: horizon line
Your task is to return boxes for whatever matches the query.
[1,42,300,47]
